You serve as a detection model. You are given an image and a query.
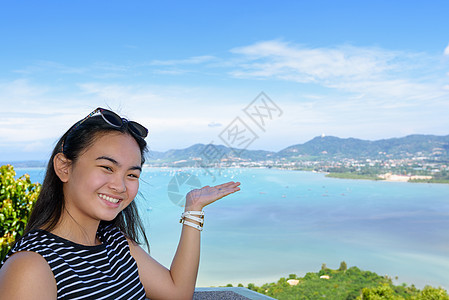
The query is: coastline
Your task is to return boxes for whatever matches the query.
[11,165,449,185]
[325,171,449,184]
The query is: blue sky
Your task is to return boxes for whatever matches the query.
[1,0,449,161]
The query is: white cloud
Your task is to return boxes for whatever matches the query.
[231,41,394,80]
[147,55,219,76]
[23,140,46,152]
[150,55,217,66]
[0,79,49,100]
[13,60,133,80]
[63,82,257,150]
[14,60,87,75]
[444,43,449,56]
[152,69,190,75]
[229,40,448,101]
[2,40,449,160]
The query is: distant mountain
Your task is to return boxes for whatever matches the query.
[278,134,449,159]
[147,143,274,162]
[3,134,448,168]
[278,136,375,158]
[0,160,47,168]
[144,134,449,165]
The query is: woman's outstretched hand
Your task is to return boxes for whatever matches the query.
[185,181,241,211]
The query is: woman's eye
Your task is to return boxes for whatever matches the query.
[101,166,113,172]
[128,174,140,179]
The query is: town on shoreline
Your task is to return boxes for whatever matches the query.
[4,135,449,184]
[142,134,449,184]
[142,157,448,184]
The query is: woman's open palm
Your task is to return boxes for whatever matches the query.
[185,181,241,210]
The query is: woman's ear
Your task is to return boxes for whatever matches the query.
[54,153,72,183]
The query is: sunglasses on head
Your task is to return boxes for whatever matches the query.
[61,107,148,152]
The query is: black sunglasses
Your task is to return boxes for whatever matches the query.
[61,107,148,152]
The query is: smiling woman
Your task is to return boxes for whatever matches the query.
[0,107,240,300]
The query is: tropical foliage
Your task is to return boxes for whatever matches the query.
[229,262,448,299]
[0,165,41,261]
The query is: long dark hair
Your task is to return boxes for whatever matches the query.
[25,114,149,249]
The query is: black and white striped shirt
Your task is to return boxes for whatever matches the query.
[2,224,146,299]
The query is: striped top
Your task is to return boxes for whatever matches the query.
[1,224,146,299]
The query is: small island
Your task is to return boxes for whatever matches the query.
[223,262,449,300]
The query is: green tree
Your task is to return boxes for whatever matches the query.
[358,284,402,300]
[413,286,449,300]
[339,261,348,272]
[0,165,41,260]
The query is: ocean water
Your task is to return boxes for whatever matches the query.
[15,167,449,289]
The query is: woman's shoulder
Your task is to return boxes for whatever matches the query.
[1,251,51,274]
[0,230,54,272]
[5,229,55,256]
[0,251,57,299]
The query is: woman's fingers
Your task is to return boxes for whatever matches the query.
[214,182,240,194]
[214,181,240,190]
[185,181,241,210]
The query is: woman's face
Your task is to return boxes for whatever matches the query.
[63,132,142,223]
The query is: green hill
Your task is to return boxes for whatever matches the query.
[231,262,448,300]
[5,134,448,167]
[277,134,449,159]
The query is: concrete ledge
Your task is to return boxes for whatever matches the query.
[193,287,276,300]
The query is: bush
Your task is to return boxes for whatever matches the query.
[0,165,41,261]
[359,284,401,300]
[414,286,449,300]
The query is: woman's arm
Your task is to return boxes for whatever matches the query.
[129,181,240,300]
[0,251,57,300]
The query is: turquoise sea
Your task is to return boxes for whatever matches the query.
[15,167,449,290]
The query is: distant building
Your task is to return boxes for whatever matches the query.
[287,279,299,286]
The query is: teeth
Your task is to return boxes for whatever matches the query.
[99,194,120,204]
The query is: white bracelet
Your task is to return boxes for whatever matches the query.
[181,212,204,224]
[185,215,204,224]
[181,211,204,224]
[180,219,203,231]
[182,211,205,217]
[180,211,204,231]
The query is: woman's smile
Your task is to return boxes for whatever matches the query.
[98,193,123,206]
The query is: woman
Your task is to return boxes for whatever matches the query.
[0,107,240,299]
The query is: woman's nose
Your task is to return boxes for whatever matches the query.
[109,175,127,193]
